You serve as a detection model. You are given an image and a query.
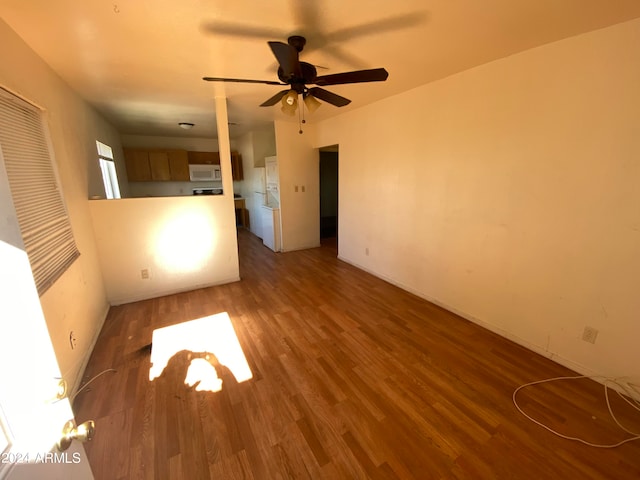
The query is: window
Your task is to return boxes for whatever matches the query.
[0,87,80,296]
[96,140,120,199]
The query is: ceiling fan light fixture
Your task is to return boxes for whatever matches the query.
[281,104,297,116]
[281,91,298,115]
[178,122,195,130]
[283,91,298,106]
[303,94,321,114]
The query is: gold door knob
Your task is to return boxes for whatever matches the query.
[58,420,95,451]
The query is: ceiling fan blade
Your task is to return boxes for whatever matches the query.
[260,89,291,107]
[313,68,389,86]
[308,87,351,107]
[268,41,301,79]
[203,76,284,85]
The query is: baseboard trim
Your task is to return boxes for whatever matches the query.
[281,243,322,253]
[108,276,242,306]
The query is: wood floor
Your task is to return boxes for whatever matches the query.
[74,229,640,479]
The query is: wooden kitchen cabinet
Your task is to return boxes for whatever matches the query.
[124,149,151,181]
[124,148,190,182]
[231,152,244,181]
[148,151,171,181]
[188,151,220,165]
[167,149,189,181]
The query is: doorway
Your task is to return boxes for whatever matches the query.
[319,145,338,251]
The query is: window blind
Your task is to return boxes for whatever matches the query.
[0,88,80,296]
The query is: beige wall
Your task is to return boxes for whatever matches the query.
[120,134,221,151]
[234,131,255,200]
[251,124,277,168]
[314,19,640,381]
[0,20,116,391]
[89,196,239,305]
[275,121,320,251]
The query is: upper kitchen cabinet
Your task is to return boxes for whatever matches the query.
[188,151,220,165]
[148,151,170,181]
[124,148,190,182]
[124,149,151,182]
[124,148,242,182]
[167,150,190,181]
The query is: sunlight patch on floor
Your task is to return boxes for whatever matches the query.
[149,312,252,392]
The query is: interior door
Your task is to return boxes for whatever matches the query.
[319,147,339,242]
[0,150,93,479]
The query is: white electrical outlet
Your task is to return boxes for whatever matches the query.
[141,268,150,279]
[582,326,599,344]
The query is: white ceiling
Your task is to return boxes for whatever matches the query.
[3,0,640,139]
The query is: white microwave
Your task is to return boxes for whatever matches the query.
[189,164,221,182]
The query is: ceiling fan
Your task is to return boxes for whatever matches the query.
[203,35,388,114]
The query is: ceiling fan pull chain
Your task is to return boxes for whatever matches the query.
[298,95,304,134]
